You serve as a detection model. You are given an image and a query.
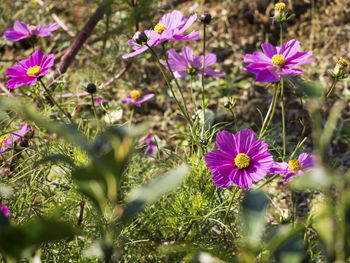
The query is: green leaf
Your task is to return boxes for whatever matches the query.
[0,219,79,258]
[290,167,332,190]
[121,164,188,224]
[241,190,268,247]
[287,77,323,98]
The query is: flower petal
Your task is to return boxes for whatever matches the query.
[215,130,238,156]
[261,43,278,58]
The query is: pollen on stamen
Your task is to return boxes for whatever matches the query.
[272,54,286,67]
[154,24,166,35]
[275,2,286,11]
[288,160,301,172]
[30,25,36,30]
[27,66,41,76]
[130,90,141,101]
[0,134,10,147]
[234,153,250,169]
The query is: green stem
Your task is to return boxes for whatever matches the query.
[280,23,283,45]
[129,108,134,128]
[39,79,73,124]
[190,77,196,111]
[224,186,239,225]
[200,23,207,138]
[90,93,100,131]
[146,44,193,126]
[260,83,280,138]
[280,78,286,158]
[326,78,338,98]
[162,44,192,123]
[229,109,238,133]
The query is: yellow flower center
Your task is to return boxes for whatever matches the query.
[27,66,41,76]
[272,54,286,67]
[130,89,141,101]
[275,2,286,11]
[30,25,36,30]
[234,153,250,169]
[288,160,301,172]
[0,134,10,147]
[154,24,166,34]
[337,58,348,68]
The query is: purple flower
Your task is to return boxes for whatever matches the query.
[138,135,157,156]
[122,10,199,59]
[0,204,9,217]
[243,39,313,82]
[122,90,154,107]
[0,124,30,153]
[96,97,104,104]
[270,153,314,182]
[205,129,273,189]
[165,46,223,79]
[5,50,54,89]
[122,30,158,59]
[152,10,199,46]
[4,20,58,42]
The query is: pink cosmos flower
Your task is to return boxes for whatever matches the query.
[96,97,104,104]
[0,204,9,217]
[270,153,314,182]
[243,39,313,82]
[122,10,199,59]
[5,50,55,89]
[122,30,159,59]
[165,46,223,79]
[4,20,58,42]
[152,10,199,46]
[205,129,274,189]
[0,124,30,154]
[121,90,154,107]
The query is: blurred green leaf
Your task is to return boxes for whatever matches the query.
[288,77,323,98]
[290,167,332,190]
[121,164,188,224]
[240,190,268,247]
[0,219,79,258]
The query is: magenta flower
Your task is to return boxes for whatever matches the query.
[205,129,273,189]
[0,204,9,217]
[5,50,54,89]
[152,10,199,46]
[4,20,58,42]
[96,97,104,104]
[243,39,313,82]
[270,153,314,182]
[122,30,158,59]
[122,10,199,59]
[140,135,157,156]
[121,90,154,107]
[165,46,223,79]
[0,124,30,154]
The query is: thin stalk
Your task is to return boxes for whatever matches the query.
[224,186,239,225]
[200,23,206,138]
[280,23,283,45]
[129,108,134,128]
[257,174,279,189]
[260,83,280,138]
[190,77,196,111]
[162,44,191,122]
[280,78,286,158]
[146,44,193,126]
[229,108,238,133]
[259,83,277,138]
[289,137,307,160]
[90,93,100,131]
[326,78,338,98]
[39,79,73,124]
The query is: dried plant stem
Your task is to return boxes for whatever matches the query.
[260,83,280,138]
[280,78,286,158]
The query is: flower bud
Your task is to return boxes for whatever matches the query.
[333,57,348,78]
[132,31,148,45]
[224,101,233,110]
[200,13,212,24]
[274,2,287,23]
[86,83,97,94]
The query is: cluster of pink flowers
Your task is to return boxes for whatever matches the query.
[205,129,315,189]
